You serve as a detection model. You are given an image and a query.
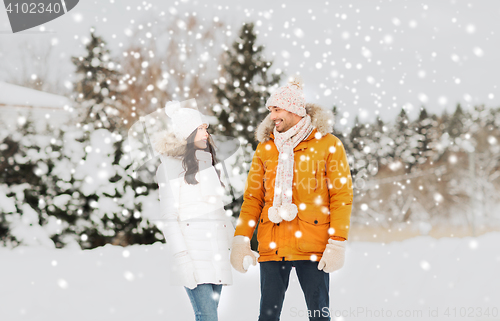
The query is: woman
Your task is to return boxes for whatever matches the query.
[154,102,233,321]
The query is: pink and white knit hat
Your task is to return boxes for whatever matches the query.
[265,75,306,117]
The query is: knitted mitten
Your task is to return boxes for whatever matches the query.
[317,239,346,273]
[174,251,197,289]
[230,236,260,273]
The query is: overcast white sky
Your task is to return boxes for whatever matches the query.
[1,0,499,124]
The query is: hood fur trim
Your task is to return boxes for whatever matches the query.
[255,103,334,143]
[152,130,186,158]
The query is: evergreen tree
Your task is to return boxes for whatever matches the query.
[332,106,351,153]
[346,116,372,193]
[348,116,366,152]
[211,22,280,250]
[67,28,162,248]
[331,105,340,133]
[370,116,387,167]
[447,104,466,139]
[213,22,281,150]
[0,115,36,246]
[392,108,415,172]
[0,113,79,248]
[67,93,163,248]
[71,28,124,131]
[395,108,410,132]
[332,105,338,119]
[413,107,434,165]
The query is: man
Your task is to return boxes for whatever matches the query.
[230,76,353,321]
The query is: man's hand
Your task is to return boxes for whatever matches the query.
[317,239,346,273]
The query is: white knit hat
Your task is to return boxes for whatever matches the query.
[265,75,306,117]
[164,100,208,140]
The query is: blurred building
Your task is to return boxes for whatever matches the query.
[0,82,72,131]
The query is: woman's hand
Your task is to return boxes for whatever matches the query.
[230,236,260,273]
[174,251,198,289]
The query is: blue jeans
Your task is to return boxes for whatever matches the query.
[184,283,223,321]
[259,260,330,321]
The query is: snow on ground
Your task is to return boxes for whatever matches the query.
[1,232,499,321]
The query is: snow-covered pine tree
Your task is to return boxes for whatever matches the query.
[347,116,367,193]
[67,28,162,248]
[57,116,163,249]
[0,115,38,247]
[446,104,467,140]
[373,116,394,166]
[213,22,281,150]
[0,113,80,248]
[349,116,365,153]
[346,116,382,195]
[366,116,385,174]
[211,22,280,250]
[411,107,436,166]
[392,108,417,173]
[71,27,124,132]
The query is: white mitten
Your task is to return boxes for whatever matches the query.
[230,236,260,273]
[317,239,346,273]
[174,252,197,289]
[242,252,260,271]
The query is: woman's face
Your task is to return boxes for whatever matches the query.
[193,124,209,149]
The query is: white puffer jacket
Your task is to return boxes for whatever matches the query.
[154,130,233,286]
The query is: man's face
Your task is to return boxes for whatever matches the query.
[269,106,299,133]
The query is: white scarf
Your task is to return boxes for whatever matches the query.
[195,150,224,203]
[268,115,314,224]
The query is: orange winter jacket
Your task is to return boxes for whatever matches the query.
[234,104,353,262]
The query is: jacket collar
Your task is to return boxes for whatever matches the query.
[152,130,186,158]
[256,103,334,143]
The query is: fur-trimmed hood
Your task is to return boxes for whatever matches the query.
[255,103,334,143]
[152,130,186,158]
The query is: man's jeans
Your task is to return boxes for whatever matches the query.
[259,260,330,321]
[184,284,223,321]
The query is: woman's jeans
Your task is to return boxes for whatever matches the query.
[184,283,223,321]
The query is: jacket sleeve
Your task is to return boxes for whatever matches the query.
[226,217,236,249]
[156,162,188,255]
[234,145,265,238]
[326,137,353,240]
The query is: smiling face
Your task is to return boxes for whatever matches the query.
[193,124,209,149]
[269,106,303,133]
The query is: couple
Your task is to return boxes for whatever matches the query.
[154,77,353,321]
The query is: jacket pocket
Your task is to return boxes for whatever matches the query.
[296,211,329,254]
[215,222,232,258]
[256,211,276,255]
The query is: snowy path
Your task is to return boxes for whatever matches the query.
[1,233,499,321]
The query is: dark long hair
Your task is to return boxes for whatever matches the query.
[182,128,224,187]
